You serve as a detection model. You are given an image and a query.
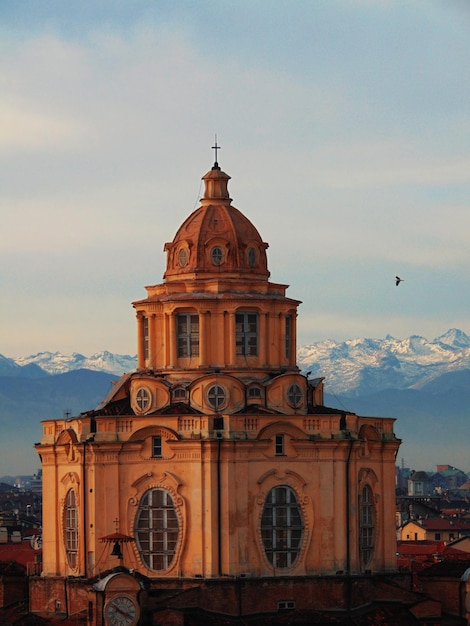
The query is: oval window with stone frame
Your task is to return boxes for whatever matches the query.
[178,247,189,268]
[136,387,151,413]
[287,383,302,408]
[211,246,224,266]
[207,384,226,411]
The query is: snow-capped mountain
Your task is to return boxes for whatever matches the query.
[1,329,469,475]
[4,328,470,395]
[14,351,137,376]
[298,328,470,396]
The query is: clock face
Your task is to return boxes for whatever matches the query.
[105,595,139,626]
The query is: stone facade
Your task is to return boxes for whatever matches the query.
[32,159,402,624]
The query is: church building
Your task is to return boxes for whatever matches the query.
[32,155,405,625]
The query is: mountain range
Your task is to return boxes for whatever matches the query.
[1,329,469,476]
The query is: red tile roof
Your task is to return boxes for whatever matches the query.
[397,540,445,556]
[0,541,40,567]
[420,518,470,531]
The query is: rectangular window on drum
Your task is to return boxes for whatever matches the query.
[236,312,258,356]
[177,314,199,357]
[143,316,149,360]
[285,316,291,359]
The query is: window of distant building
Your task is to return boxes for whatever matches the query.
[247,247,257,267]
[135,488,179,571]
[177,313,199,357]
[261,486,304,569]
[207,385,226,411]
[287,383,302,408]
[359,485,375,568]
[64,489,78,570]
[236,312,258,356]
[278,601,296,610]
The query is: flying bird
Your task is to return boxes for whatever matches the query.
[395,276,404,286]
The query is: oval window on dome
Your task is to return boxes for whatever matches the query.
[178,248,189,267]
[136,387,151,413]
[207,384,226,410]
[247,247,257,267]
[211,246,224,266]
[287,383,302,408]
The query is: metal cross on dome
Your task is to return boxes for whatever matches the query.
[212,135,221,167]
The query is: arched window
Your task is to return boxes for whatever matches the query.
[135,488,179,571]
[64,489,78,569]
[261,486,304,569]
[360,485,374,567]
[248,386,262,400]
[173,387,187,402]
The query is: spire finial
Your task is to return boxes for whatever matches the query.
[211,135,221,170]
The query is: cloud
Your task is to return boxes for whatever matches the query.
[0,2,469,362]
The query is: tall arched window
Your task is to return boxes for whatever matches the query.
[360,485,374,567]
[64,489,78,569]
[135,488,179,571]
[261,486,304,569]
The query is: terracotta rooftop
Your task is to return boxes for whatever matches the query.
[0,540,40,567]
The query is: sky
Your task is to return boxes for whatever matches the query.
[1,0,470,361]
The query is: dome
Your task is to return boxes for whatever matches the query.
[163,163,269,282]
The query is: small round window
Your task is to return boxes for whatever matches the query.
[207,385,226,410]
[211,246,223,266]
[178,248,188,267]
[287,383,302,408]
[136,387,151,412]
[247,247,256,267]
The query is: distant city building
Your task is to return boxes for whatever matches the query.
[408,470,433,496]
[400,518,470,543]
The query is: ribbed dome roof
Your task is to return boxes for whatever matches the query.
[164,163,269,282]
